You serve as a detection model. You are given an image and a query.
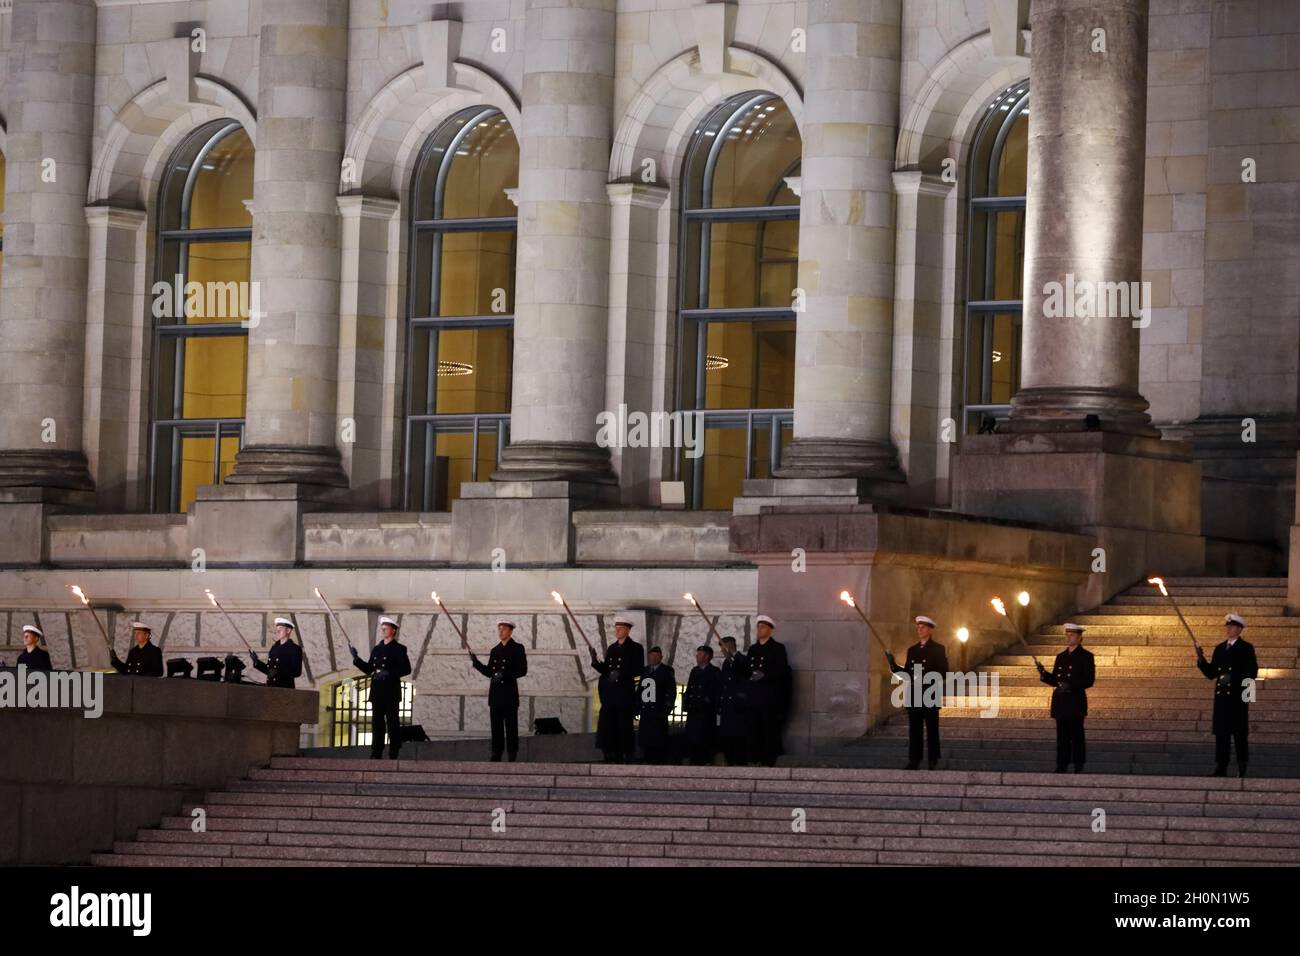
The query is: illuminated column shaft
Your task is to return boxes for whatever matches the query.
[228,0,351,486]
[778,0,903,479]
[0,0,97,490]
[1007,0,1156,435]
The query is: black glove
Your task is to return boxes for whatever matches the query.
[110,650,122,664]
[589,649,599,666]
[1196,646,1206,661]
[349,644,359,659]
[886,652,898,669]
[470,652,479,663]
[250,651,261,664]
[1035,660,1046,674]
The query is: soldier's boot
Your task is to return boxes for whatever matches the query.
[1238,763,1248,778]
[903,761,919,771]
[506,752,518,763]
[1209,766,1227,777]
[490,753,503,762]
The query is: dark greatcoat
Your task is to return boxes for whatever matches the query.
[1197,638,1258,735]
[1039,645,1096,720]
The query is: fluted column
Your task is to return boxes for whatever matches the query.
[0,0,97,492]
[776,0,903,480]
[226,0,350,486]
[1006,0,1157,435]
[490,0,618,484]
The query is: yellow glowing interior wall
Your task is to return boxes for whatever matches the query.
[438,231,515,316]
[173,128,253,511]
[435,327,511,414]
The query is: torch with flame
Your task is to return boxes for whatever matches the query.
[991,593,1041,667]
[430,591,469,650]
[68,584,114,651]
[203,589,256,652]
[838,590,893,657]
[1147,576,1202,654]
[683,592,723,647]
[551,590,598,657]
[313,587,358,656]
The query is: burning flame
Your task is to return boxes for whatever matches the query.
[957,627,970,643]
[204,589,218,606]
[991,597,1007,617]
[69,585,89,606]
[1017,591,1030,607]
[1147,576,1168,596]
[839,590,855,608]
[430,591,440,603]
[551,591,564,604]
[684,592,696,605]
[313,587,323,599]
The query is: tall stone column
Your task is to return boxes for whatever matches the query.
[0,0,97,493]
[489,0,617,484]
[1005,0,1156,434]
[226,0,349,487]
[775,0,903,482]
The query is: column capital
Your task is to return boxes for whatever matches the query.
[891,169,954,199]
[605,181,669,209]
[336,194,400,220]
[83,205,148,230]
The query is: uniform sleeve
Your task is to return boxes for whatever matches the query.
[1078,653,1095,691]
[354,650,374,675]
[1243,644,1259,681]
[590,652,608,674]
[513,644,528,680]
[1196,652,1216,680]
[934,645,949,675]
[288,644,304,679]
[666,669,678,710]
[1039,662,1059,687]
[472,656,492,679]
[148,646,165,676]
[394,646,412,680]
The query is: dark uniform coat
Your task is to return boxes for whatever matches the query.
[473,639,528,708]
[254,639,303,689]
[1039,646,1095,719]
[355,640,411,706]
[592,638,644,753]
[638,662,677,752]
[747,639,791,713]
[684,663,723,747]
[112,641,164,677]
[1197,638,1258,735]
[890,640,949,709]
[16,647,52,671]
[719,652,751,737]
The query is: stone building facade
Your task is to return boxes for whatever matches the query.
[0,0,1296,751]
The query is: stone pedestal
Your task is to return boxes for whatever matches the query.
[953,428,1204,606]
[0,487,96,566]
[450,480,618,565]
[190,483,347,566]
[729,504,1092,754]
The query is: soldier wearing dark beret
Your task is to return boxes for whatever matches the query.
[638,646,676,765]
[683,644,723,765]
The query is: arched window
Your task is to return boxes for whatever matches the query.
[150,120,253,512]
[676,93,801,510]
[962,82,1028,434]
[405,107,518,511]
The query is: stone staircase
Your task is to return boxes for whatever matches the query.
[91,758,1300,866]
[838,577,1300,775]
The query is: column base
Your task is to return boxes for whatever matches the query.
[451,479,619,564]
[773,437,904,481]
[0,449,95,491]
[226,444,349,488]
[490,441,617,485]
[1004,386,1161,438]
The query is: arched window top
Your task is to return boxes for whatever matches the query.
[683,92,801,210]
[970,83,1028,199]
[412,107,518,221]
[159,120,253,232]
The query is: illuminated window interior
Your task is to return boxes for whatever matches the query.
[963,83,1028,434]
[406,108,518,510]
[677,93,800,509]
[151,121,253,511]
[328,676,416,747]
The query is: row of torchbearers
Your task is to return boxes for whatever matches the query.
[4,578,1258,776]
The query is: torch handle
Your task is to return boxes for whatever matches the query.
[435,600,470,649]
[560,599,598,658]
[212,601,256,653]
[314,591,357,655]
[850,604,894,658]
[690,603,723,647]
[1164,593,1202,654]
[86,607,115,653]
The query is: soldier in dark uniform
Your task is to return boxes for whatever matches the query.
[683,644,723,765]
[250,616,304,689]
[351,616,412,760]
[1197,612,1258,778]
[470,618,528,762]
[589,613,644,763]
[638,646,676,764]
[887,615,948,770]
[1036,622,1095,773]
[16,625,52,671]
[718,636,751,765]
[747,615,791,767]
[111,622,164,676]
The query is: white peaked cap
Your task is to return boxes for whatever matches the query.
[756,614,775,627]
[1224,613,1246,628]
[496,618,516,629]
[1064,623,1086,633]
[613,614,634,627]
[273,617,295,629]
[130,621,152,632]
[915,615,936,628]
[378,616,399,629]
[22,624,43,638]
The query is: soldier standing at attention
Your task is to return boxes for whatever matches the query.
[111,622,164,677]
[16,625,52,671]
[887,615,948,770]
[250,617,304,689]
[1197,613,1258,778]
[683,644,723,765]
[638,646,676,764]
[590,613,644,763]
[351,616,412,760]
[746,615,791,767]
[718,636,751,765]
[1036,623,1095,773]
[471,618,528,762]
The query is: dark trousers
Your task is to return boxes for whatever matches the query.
[1215,729,1249,770]
[370,700,401,758]
[490,704,519,760]
[1055,716,1086,770]
[685,713,716,766]
[750,705,784,767]
[721,734,748,766]
[907,707,941,765]
[599,698,638,762]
